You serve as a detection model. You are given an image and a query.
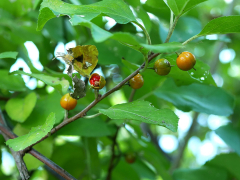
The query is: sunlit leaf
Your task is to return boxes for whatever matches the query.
[99,100,179,132]
[6,92,37,123]
[6,112,55,151]
[166,0,207,16]
[141,42,184,53]
[198,16,240,36]
[0,51,18,59]
[70,15,148,55]
[37,0,137,30]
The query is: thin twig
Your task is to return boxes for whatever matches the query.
[106,128,120,180]
[128,89,136,102]
[169,112,199,173]
[0,124,77,180]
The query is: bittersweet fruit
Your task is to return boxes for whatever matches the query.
[129,74,144,89]
[176,51,196,71]
[89,73,106,89]
[60,93,77,110]
[154,58,171,76]
[125,153,136,164]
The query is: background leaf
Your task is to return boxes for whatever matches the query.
[5,92,37,123]
[173,166,228,180]
[205,153,240,180]
[99,100,179,132]
[0,51,18,59]
[0,70,26,91]
[215,124,240,156]
[10,70,69,95]
[6,112,55,151]
[154,79,234,116]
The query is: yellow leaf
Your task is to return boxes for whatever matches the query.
[58,45,98,77]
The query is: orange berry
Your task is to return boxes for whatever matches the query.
[129,74,144,89]
[176,51,196,71]
[60,93,77,110]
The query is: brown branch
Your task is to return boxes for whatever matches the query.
[0,124,77,180]
[0,109,30,180]
[24,52,160,150]
[141,123,172,161]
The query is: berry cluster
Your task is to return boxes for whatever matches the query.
[60,52,196,110]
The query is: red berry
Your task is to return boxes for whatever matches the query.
[89,73,106,89]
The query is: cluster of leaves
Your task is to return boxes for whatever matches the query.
[0,0,240,179]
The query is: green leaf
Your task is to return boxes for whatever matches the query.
[141,42,184,53]
[122,58,140,72]
[215,124,240,156]
[22,92,64,128]
[198,16,240,36]
[165,54,216,86]
[57,118,114,137]
[70,15,148,55]
[0,51,18,59]
[99,100,179,132]
[0,70,26,91]
[205,153,240,180]
[154,79,234,116]
[6,112,55,151]
[37,0,136,30]
[5,92,37,123]
[173,166,228,180]
[166,0,207,16]
[10,70,69,95]
[13,124,53,170]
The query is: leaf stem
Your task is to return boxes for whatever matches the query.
[133,22,151,45]
[165,14,181,43]
[182,35,200,46]
[83,113,102,119]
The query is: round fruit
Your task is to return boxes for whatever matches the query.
[89,73,106,89]
[60,93,77,110]
[176,51,196,71]
[154,58,171,76]
[129,74,144,89]
[125,153,136,164]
